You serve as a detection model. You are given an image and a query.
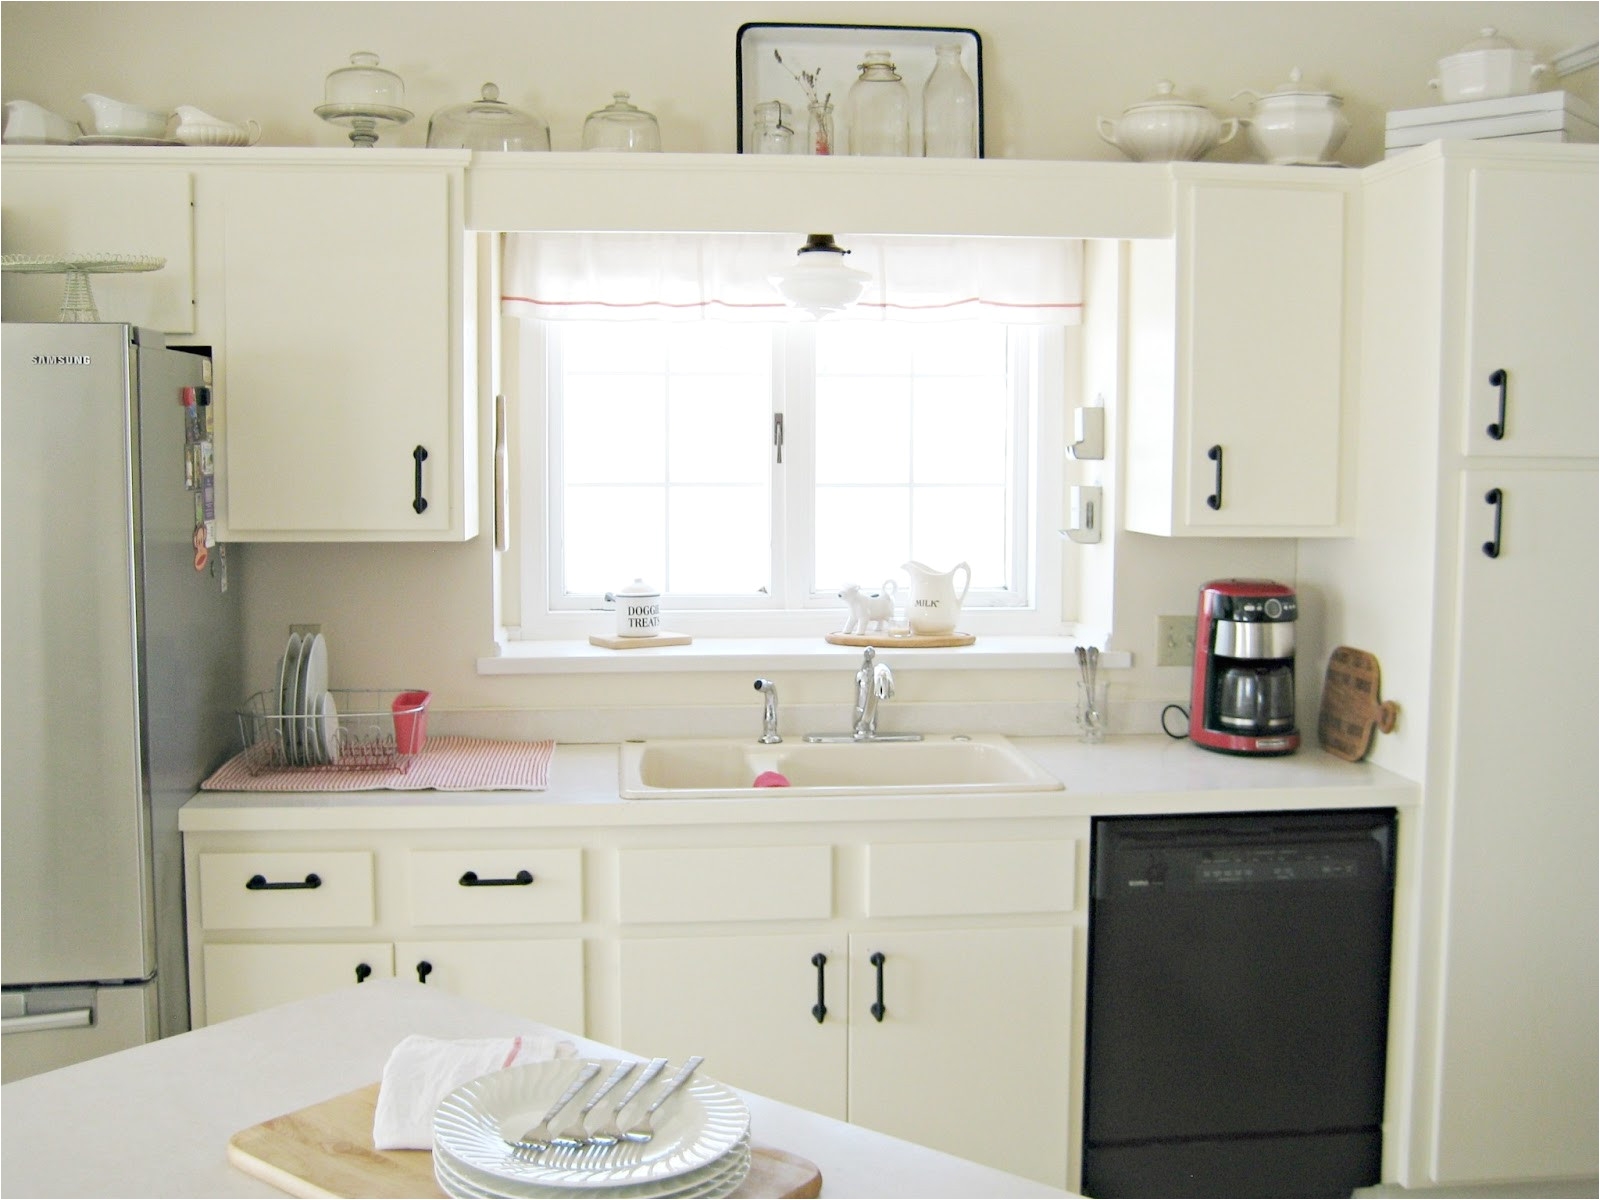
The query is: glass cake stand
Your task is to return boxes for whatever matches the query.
[313,102,413,147]
[0,253,166,321]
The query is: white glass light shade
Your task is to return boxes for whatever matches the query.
[769,234,871,317]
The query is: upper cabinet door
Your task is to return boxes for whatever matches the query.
[1461,166,1598,459]
[212,165,473,540]
[0,166,195,333]
[1124,178,1353,536]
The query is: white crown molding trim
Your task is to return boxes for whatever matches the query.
[1553,41,1599,76]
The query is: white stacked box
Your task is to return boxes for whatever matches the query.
[1385,90,1598,155]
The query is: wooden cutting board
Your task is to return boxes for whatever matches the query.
[227,1083,821,1199]
[825,630,975,648]
[588,632,694,649]
[1317,646,1400,762]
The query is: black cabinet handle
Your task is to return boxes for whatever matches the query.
[811,952,828,1024]
[1206,444,1223,510]
[354,962,372,984]
[459,870,534,887]
[246,873,321,891]
[869,951,887,1023]
[1482,487,1504,558]
[412,445,429,514]
[416,960,433,984]
[1486,369,1508,440]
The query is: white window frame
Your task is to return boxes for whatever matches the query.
[501,317,1072,642]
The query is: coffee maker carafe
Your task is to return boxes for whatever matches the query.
[1189,579,1299,756]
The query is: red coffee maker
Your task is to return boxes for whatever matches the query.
[1189,579,1299,756]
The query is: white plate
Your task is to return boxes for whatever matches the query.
[435,1138,750,1200]
[277,634,302,764]
[434,1059,748,1192]
[294,634,328,764]
[317,692,341,765]
[72,134,182,146]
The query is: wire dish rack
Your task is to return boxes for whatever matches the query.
[235,688,430,774]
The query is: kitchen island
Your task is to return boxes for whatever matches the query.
[0,978,1070,1198]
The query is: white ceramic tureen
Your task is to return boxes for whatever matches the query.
[1430,28,1549,104]
[1232,68,1349,166]
[1097,80,1238,162]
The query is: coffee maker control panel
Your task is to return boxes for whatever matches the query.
[1208,592,1298,622]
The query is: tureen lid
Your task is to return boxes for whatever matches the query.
[1259,67,1343,103]
[1453,26,1519,53]
[1125,80,1209,111]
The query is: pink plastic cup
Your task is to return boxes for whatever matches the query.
[391,690,431,755]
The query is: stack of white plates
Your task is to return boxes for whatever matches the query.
[270,631,339,766]
[432,1059,750,1200]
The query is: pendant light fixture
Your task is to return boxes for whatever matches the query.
[769,233,871,317]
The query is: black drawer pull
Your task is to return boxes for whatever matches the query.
[459,870,535,887]
[246,873,321,891]
[416,960,433,983]
[355,962,372,984]
[1486,369,1508,440]
[412,445,429,514]
[1206,444,1224,510]
[869,951,887,1023]
[1482,487,1504,559]
[811,952,828,1024]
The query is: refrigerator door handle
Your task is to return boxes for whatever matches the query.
[2,1007,93,1035]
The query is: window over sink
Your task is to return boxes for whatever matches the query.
[497,231,1084,642]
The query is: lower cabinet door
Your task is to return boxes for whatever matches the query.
[847,927,1073,1188]
[395,939,586,1035]
[201,942,395,1025]
[617,934,848,1120]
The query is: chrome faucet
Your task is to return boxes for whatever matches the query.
[753,678,781,744]
[805,648,922,743]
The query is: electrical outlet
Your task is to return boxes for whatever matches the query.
[1156,615,1197,668]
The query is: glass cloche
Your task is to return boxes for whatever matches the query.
[315,51,412,147]
[582,92,660,152]
[427,83,550,151]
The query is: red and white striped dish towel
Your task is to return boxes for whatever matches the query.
[200,737,555,792]
[373,1032,577,1150]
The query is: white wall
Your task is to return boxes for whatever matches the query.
[5,2,1595,738]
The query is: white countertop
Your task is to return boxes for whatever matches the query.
[180,735,1416,832]
[0,980,1069,1199]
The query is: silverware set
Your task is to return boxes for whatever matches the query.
[508,1056,702,1162]
[1076,644,1103,733]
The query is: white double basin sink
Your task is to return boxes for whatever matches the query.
[619,734,1064,800]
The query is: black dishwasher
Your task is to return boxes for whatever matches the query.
[1083,809,1396,1198]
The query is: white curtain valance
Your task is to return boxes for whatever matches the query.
[501,231,1083,324]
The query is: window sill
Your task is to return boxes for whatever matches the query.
[478,635,1131,675]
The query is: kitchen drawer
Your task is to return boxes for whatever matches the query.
[407,848,582,926]
[866,841,1077,917]
[197,852,376,931]
[617,846,832,924]
[201,941,393,1024]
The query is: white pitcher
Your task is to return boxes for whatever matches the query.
[902,560,971,635]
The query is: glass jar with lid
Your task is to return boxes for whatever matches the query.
[751,100,794,154]
[427,83,549,151]
[845,51,909,156]
[582,91,660,152]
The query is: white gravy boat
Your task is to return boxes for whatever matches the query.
[3,99,80,144]
[81,92,169,139]
[173,105,260,146]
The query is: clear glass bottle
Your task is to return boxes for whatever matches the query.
[922,43,978,158]
[845,51,909,156]
[582,92,660,152]
[751,100,794,154]
[806,100,834,155]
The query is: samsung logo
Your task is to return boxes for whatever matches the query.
[31,354,92,366]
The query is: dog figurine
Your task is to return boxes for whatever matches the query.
[840,580,897,635]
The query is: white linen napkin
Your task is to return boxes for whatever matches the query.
[373,1032,576,1150]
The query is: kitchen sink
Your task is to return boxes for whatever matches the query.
[619,734,1063,799]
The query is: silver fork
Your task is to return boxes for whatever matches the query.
[588,1057,668,1144]
[550,1060,637,1147]
[621,1055,704,1143]
[511,1061,601,1149]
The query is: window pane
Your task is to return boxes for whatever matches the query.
[668,322,770,373]
[815,487,911,590]
[911,486,1008,586]
[816,322,913,374]
[669,375,769,484]
[815,377,911,485]
[668,486,770,593]
[913,377,1008,484]
[564,485,665,594]
[563,377,665,483]
[562,322,669,370]
[911,321,1007,374]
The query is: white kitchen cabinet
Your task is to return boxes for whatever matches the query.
[202,941,395,1024]
[394,938,586,1034]
[204,160,475,541]
[0,161,196,333]
[1298,143,1597,1188]
[1123,175,1356,536]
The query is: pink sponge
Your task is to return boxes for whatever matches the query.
[753,770,791,788]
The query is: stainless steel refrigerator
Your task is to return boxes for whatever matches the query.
[2,323,243,1081]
